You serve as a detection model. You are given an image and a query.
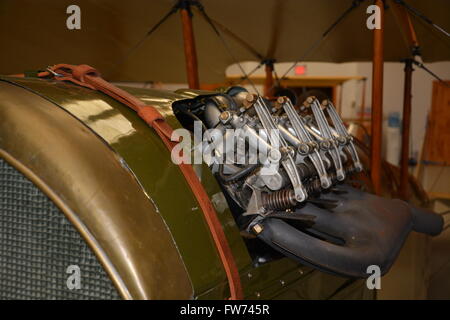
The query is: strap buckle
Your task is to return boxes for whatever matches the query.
[46,66,63,78]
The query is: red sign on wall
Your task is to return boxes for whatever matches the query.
[295,65,307,75]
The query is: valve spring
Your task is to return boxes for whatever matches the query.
[297,163,316,179]
[262,189,297,210]
[307,171,343,194]
[305,178,322,195]
[261,166,358,211]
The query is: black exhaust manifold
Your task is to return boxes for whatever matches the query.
[256,185,443,278]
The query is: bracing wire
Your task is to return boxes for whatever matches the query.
[275,0,365,87]
[110,3,179,74]
[195,3,260,94]
[393,0,450,37]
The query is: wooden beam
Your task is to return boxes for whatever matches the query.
[399,59,414,200]
[392,1,419,52]
[264,63,274,98]
[393,3,420,200]
[428,191,450,201]
[359,78,367,122]
[180,5,200,89]
[370,0,385,196]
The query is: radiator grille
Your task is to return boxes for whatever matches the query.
[0,158,121,300]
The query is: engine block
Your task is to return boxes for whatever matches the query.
[184,88,363,223]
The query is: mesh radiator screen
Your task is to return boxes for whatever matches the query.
[0,158,121,300]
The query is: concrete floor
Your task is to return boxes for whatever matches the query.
[378,232,429,299]
[377,201,450,300]
[376,199,450,300]
[394,165,450,300]
[427,201,450,299]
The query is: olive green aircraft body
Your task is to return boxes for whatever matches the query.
[0,76,373,299]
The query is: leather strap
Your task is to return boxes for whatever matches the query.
[35,64,243,300]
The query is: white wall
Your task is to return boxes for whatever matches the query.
[356,61,450,157]
[227,60,450,157]
[117,60,450,160]
[226,61,361,120]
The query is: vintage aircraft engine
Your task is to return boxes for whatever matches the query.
[197,89,361,215]
[0,72,444,299]
[174,87,443,278]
